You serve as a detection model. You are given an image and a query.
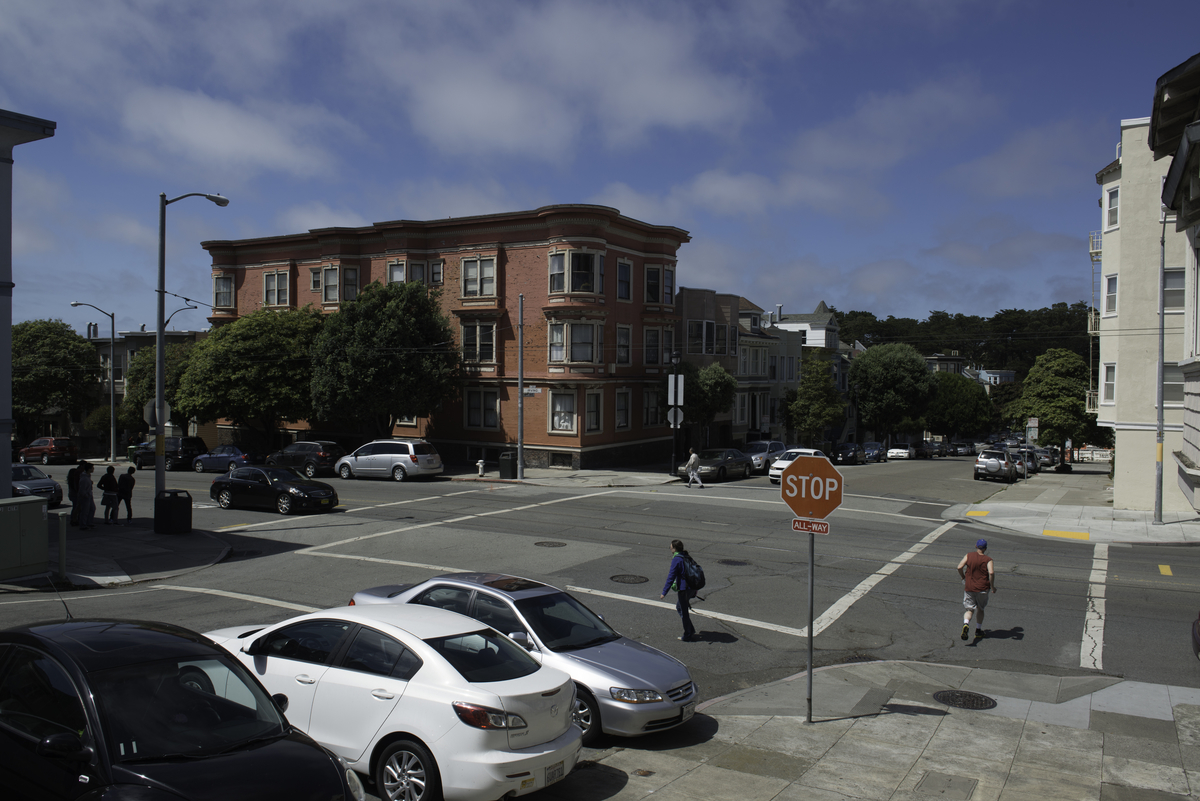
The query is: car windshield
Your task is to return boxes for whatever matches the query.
[700,449,727,459]
[12,466,49,480]
[262,467,305,483]
[778,451,805,461]
[90,655,286,763]
[424,628,541,683]
[835,444,856,453]
[515,592,619,652]
[742,442,769,454]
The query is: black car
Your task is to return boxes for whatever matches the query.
[192,445,265,473]
[862,441,886,462]
[264,440,346,477]
[210,466,339,515]
[832,443,866,465]
[11,464,63,507]
[133,436,208,471]
[0,618,365,801]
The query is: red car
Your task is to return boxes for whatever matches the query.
[17,437,78,465]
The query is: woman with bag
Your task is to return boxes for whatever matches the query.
[97,464,119,525]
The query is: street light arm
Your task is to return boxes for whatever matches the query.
[165,192,229,207]
[70,301,114,320]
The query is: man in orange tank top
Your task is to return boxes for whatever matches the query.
[956,539,996,640]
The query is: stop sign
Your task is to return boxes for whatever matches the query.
[780,456,843,520]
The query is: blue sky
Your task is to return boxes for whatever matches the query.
[4,0,1199,337]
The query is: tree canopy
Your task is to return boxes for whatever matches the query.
[119,341,197,432]
[310,281,461,438]
[1010,348,1109,449]
[788,351,845,446]
[175,307,325,446]
[679,361,738,427]
[848,343,935,441]
[12,319,100,439]
[925,372,993,441]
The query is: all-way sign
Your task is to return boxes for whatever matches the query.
[792,518,830,534]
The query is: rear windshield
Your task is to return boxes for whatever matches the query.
[742,442,769,454]
[980,451,1006,460]
[424,628,540,683]
[413,443,438,455]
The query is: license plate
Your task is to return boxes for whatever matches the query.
[545,760,565,786]
[682,701,696,722]
[320,498,330,504]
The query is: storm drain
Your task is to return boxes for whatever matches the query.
[932,690,998,710]
[611,575,649,584]
[535,541,566,548]
[719,559,748,566]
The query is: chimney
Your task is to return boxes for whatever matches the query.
[776,304,783,320]
[140,324,146,332]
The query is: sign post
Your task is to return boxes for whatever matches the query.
[780,455,844,723]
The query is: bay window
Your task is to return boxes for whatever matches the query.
[343,267,358,301]
[264,271,288,306]
[616,326,631,364]
[214,275,233,308]
[616,390,631,429]
[462,257,495,297]
[462,322,496,362]
[551,392,576,432]
[645,266,660,303]
[617,262,631,300]
[586,392,601,433]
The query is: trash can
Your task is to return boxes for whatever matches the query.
[498,451,518,480]
[154,489,192,534]
[127,445,137,462]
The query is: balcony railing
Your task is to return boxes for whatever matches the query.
[1089,231,1102,258]
[1087,308,1100,335]
[1086,390,1099,414]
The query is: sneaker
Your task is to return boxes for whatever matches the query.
[974,629,985,639]
[961,624,970,641]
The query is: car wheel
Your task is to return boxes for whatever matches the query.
[339,464,353,480]
[743,464,751,479]
[973,473,980,481]
[194,460,205,473]
[303,462,317,478]
[770,478,779,484]
[574,687,602,747]
[164,456,175,471]
[717,467,726,481]
[217,489,233,509]
[276,493,293,515]
[41,454,49,465]
[178,666,215,694]
[227,461,238,472]
[392,465,407,482]
[266,458,276,467]
[376,739,440,801]
[18,454,26,463]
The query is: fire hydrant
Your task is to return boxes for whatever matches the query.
[477,459,485,477]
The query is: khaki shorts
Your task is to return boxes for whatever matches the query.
[963,591,990,611]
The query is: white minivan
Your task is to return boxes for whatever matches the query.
[335,438,443,481]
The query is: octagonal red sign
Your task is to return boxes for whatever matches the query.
[780,456,843,520]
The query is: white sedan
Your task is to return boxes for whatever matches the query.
[206,605,581,801]
[887,445,917,459]
[768,448,825,484]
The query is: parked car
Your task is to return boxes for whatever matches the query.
[192,444,264,473]
[265,440,347,477]
[675,448,753,481]
[17,437,77,465]
[740,440,787,473]
[951,442,976,456]
[832,442,866,465]
[974,449,1017,483]
[768,448,825,484]
[205,604,582,801]
[1035,447,1056,467]
[862,441,886,462]
[10,463,62,507]
[133,436,208,471]
[336,438,444,481]
[887,444,917,460]
[0,618,365,801]
[916,441,946,459]
[1016,447,1040,475]
[349,573,697,746]
[209,466,339,515]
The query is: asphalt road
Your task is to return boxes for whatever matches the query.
[5,456,1198,730]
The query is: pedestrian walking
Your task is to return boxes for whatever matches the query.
[97,465,119,524]
[659,539,697,642]
[116,466,136,523]
[685,448,704,489]
[67,460,86,526]
[957,538,996,640]
[77,463,97,530]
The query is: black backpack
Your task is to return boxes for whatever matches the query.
[682,555,706,597]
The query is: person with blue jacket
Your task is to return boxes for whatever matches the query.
[659,539,697,642]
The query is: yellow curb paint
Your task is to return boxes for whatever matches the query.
[965,510,989,517]
[1043,530,1090,540]
[1160,565,1173,576]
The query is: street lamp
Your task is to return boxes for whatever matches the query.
[156,192,228,521]
[71,302,116,462]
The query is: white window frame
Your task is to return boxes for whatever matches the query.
[387,260,406,285]
[1165,268,1185,311]
[213,274,234,309]
[323,266,339,303]
[585,391,602,434]
[462,321,496,362]
[1164,362,1185,404]
[615,389,631,429]
[570,322,595,363]
[465,388,499,429]
[408,261,426,284]
[663,267,674,305]
[430,260,444,285]
[462,256,496,297]
[550,391,576,433]
[1104,274,1118,316]
[1102,363,1116,404]
[617,261,632,301]
[740,347,748,374]
[310,269,321,292]
[662,328,674,364]
[397,415,417,426]
[644,327,661,366]
[549,323,565,363]
[263,270,289,307]
[715,324,727,355]
[549,252,565,294]
[616,325,631,365]
[1105,186,1120,230]
[549,321,603,364]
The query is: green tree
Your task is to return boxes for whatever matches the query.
[12,320,100,440]
[680,361,738,427]
[926,372,993,441]
[1009,348,1097,450]
[788,352,846,446]
[118,341,196,433]
[175,307,325,446]
[848,343,935,443]
[310,282,461,438]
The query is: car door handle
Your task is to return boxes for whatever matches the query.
[295,674,316,685]
[371,689,395,700]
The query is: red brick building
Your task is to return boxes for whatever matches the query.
[201,204,690,468]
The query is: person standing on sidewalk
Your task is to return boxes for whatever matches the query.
[77,462,97,530]
[659,539,697,641]
[97,465,119,525]
[957,538,996,640]
[67,460,85,526]
[685,448,704,489]
[116,466,136,524]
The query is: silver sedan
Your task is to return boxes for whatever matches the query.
[350,573,697,746]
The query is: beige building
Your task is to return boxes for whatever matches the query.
[1093,117,1191,511]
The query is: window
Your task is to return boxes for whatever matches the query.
[617,262,631,300]
[549,253,565,293]
[1104,275,1117,315]
[462,257,495,297]
[1103,364,1116,403]
[264,271,288,306]
[740,347,748,374]
[751,348,762,375]
[409,262,426,284]
[214,275,233,308]
[645,328,660,365]
[260,620,351,664]
[769,355,778,380]
[662,328,674,364]
[323,266,339,303]
[462,322,495,362]
[571,252,599,293]
[586,392,601,432]
[643,389,663,426]
[704,321,716,355]
[310,269,321,291]
[112,353,122,382]
[615,390,631,429]
[0,647,86,741]
[430,261,444,284]
[549,322,602,363]
[343,267,358,301]
[663,267,674,304]
[1106,187,1119,229]
[1165,269,1185,311]
[687,321,704,353]
[549,324,565,362]
[1165,363,1185,403]
[388,261,406,284]
[715,324,727,355]
[466,389,499,428]
[571,323,594,362]
[645,266,661,303]
[737,393,747,424]
[616,326,631,365]
[551,392,575,432]
[787,356,796,381]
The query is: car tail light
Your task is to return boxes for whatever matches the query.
[452,702,526,729]
[409,454,418,464]
[348,598,355,605]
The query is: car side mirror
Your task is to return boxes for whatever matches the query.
[272,693,289,713]
[37,732,93,762]
[509,632,536,651]
[245,635,268,656]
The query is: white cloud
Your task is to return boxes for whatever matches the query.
[276,202,371,234]
[389,178,532,222]
[943,120,1105,198]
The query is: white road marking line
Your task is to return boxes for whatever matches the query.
[566,586,810,638]
[0,588,162,607]
[215,489,488,531]
[1081,543,1108,670]
[152,584,320,613]
[303,552,460,573]
[610,490,944,522]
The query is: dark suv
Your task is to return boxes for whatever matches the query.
[265,440,347,477]
[133,436,208,471]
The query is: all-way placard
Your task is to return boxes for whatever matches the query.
[792,518,830,534]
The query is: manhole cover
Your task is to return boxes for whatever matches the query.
[719,559,748,566]
[932,690,997,710]
[611,575,649,584]
[535,541,566,548]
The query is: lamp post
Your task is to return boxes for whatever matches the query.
[70,302,116,462]
[156,193,228,515]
